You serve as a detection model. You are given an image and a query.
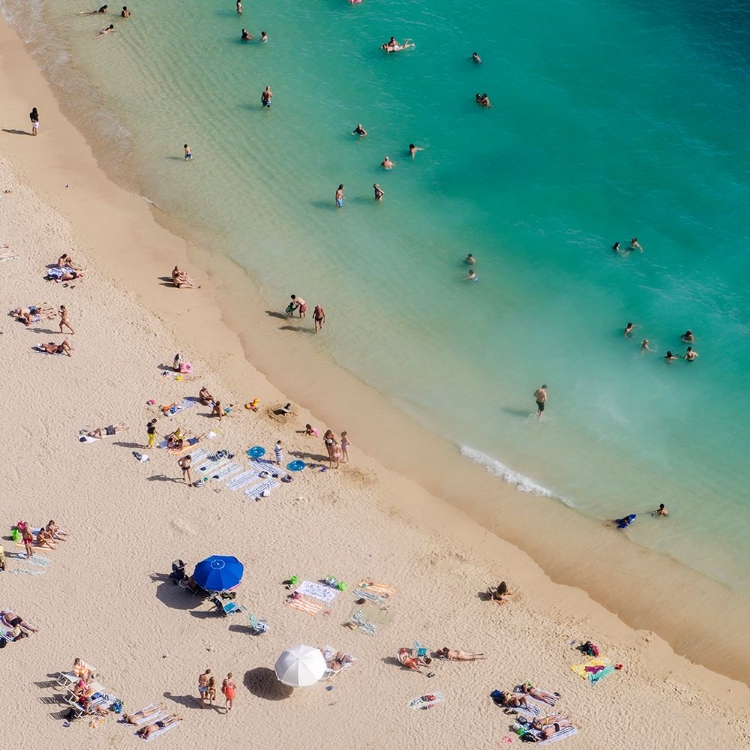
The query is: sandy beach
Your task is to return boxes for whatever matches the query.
[2,13,750,750]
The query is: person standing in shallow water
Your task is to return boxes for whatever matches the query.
[373,183,384,202]
[335,184,345,208]
[313,304,326,333]
[534,384,548,418]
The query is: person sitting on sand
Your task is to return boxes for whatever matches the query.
[12,304,56,326]
[437,647,486,661]
[212,400,233,420]
[171,266,200,289]
[122,705,163,725]
[494,690,531,710]
[136,714,182,739]
[46,520,68,540]
[35,528,57,550]
[39,340,73,357]
[57,253,82,270]
[398,647,431,673]
[199,386,214,406]
[82,423,129,438]
[518,683,560,705]
[304,424,319,437]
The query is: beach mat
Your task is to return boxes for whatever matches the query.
[225,469,259,491]
[347,601,393,635]
[358,579,397,601]
[295,581,339,604]
[539,727,579,745]
[515,686,559,706]
[571,657,613,684]
[244,478,280,500]
[408,692,444,710]
[284,596,323,616]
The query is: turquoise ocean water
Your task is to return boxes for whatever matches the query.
[4,0,750,588]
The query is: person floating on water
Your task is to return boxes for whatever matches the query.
[80,4,108,14]
[629,237,643,252]
[624,322,637,337]
[652,503,669,517]
[472,51,482,64]
[241,29,253,41]
[97,23,115,35]
[641,339,655,352]
[352,123,367,137]
[664,350,679,362]
[261,86,272,108]
[381,37,414,53]
[612,241,621,252]
[335,184,345,208]
[614,514,636,529]
[475,93,491,108]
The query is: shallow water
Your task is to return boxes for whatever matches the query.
[4,0,750,589]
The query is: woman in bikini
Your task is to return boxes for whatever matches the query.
[47,520,68,540]
[221,673,237,712]
[122,705,163,724]
[495,690,531,710]
[437,648,486,661]
[518,683,560,705]
[531,716,574,738]
[136,714,182,739]
[35,528,57,550]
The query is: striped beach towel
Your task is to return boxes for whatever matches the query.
[284,595,323,616]
[196,455,228,475]
[515,686,559,706]
[208,462,241,481]
[538,727,579,745]
[188,448,208,462]
[244,478,280,500]
[225,469,259,491]
[359,580,397,599]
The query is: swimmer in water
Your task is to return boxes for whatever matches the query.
[184,144,192,160]
[352,123,367,137]
[624,322,637,337]
[475,93,491,108]
[261,86,272,107]
[260,31,268,42]
[236,0,242,14]
[612,241,621,252]
[335,184,345,208]
[472,52,481,64]
[97,23,115,35]
[381,156,395,169]
[681,330,694,343]
[465,270,478,282]
[640,339,655,352]
[465,254,476,265]
[373,183,384,203]
[121,5,130,17]
[241,29,253,41]
[664,350,679,362]
[684,346,699,361]
[408,143,424,159]
[629,237,643,251]
[652,503,669,517]
[80,4,108,14]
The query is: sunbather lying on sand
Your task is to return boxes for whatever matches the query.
[398,647,432,673]
[38,340,73,356]
[494,690,531,710]
[122,705,164,724]
[531,717,575,738]
[437,648,486,661]
[518,683,560,705]
[12,304,55,326]
[0,610,38,634]
[136,714,182,739]
[81,423,129,438]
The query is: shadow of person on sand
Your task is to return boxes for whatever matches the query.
[2,128,33,136]
[279,325,315,334]
[113,441,145,449]
[265,310,287,320]
[146,474,184,484]
[289,450,330,462]
[244,668,293,701]
[381,656,405,669]
[163,692,202,710]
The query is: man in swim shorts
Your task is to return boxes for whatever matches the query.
[198,669,211,707]
[534,385,547,418]
[335,184,345,208]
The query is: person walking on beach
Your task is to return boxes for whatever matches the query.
[179,454,193,485]
[341,431,351,463]
[374,183,384,203]
[184,144,192,160]
[29,107,39,136]
[313,304,326,333]
[534,384,548,418]
[198,669,211,708]
[222,673,237,713]
[146,419,158,448]
[335,184,345,208]
[274,440,284,466]
[59,305,75,334]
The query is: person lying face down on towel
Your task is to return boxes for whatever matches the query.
[493,690,531,711]
[136,714,182,739]
[518,683,559,705]
[82,423,129,438]
[437,648,486,661]
[531,716,575,738]
[398,647,431,673]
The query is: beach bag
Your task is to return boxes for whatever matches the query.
[582,641,599,657]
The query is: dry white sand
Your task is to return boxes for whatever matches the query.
[1,17,750,750]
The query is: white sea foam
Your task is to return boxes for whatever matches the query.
[459,444,567,502]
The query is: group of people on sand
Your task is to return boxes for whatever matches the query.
[322,429,350,469]
[286,294,326,333]
[198,669,237,713]
[15,520,67,558]
[624,322,699,362]
[172,266,200,289]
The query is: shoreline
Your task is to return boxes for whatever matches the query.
[1,5,750,724]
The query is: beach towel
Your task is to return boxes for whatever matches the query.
[571,657,612,683]
[322,646,356,676]
[136,720,180,742]
[536,727,579,745]
[407,692,444,710]
[131,709,168,727]
[358,580,397,600]
[196,456,228,475]
[209,462,241,481]
[347,602,393,635]
[284,595,324,616]
[187,447,209,463]
[9,568,45,576]
[78,434,99,443]
[244,478,280,500]
[225,469,259,491]
[515,686,559,706]
[295,581,339,604]
[161,399,196,416]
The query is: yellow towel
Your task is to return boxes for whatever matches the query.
[571,657,611,679]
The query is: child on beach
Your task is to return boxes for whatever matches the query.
[274,440,283,466]
[206,676,216,706]
[184,144,193,160]
[304,424,319,437]
[341,431,351,462]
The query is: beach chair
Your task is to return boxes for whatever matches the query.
[247,614,269,634]
[56,661,97,687]
[210,596,246,616]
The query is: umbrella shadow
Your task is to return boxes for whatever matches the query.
[243,667,293,701]
[150,573,202,611]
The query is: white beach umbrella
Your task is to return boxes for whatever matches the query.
[275,644,326,687]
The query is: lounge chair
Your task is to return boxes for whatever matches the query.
[247,614,269,634]
[210,596,246,616]
[56,661,97,687]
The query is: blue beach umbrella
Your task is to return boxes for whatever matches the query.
[193,555,244,592]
